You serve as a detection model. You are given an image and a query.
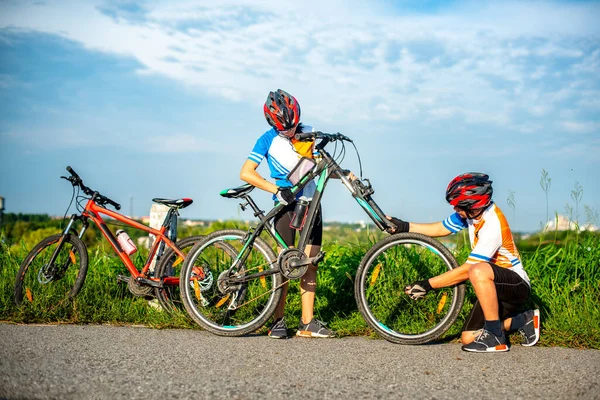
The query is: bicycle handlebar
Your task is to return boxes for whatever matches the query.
[294,131,353,143]
[66,166,82,183]
[294,132,395,232]
[64,166,121,210]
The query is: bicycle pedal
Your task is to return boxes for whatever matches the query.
[311,251,326,265]
[116,275,131,284]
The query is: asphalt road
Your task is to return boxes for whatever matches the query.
[1,323,599,399]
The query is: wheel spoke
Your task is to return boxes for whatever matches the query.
[153,235,204,312]
[14,234,88,311]
[180,230,282,336]
[356,233,464,345]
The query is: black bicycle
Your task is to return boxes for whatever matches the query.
[179,132,465,344]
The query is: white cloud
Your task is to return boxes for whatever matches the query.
[528,106,548,117]
[2,126,98,148]
[561,121,600,134]
[0,73,14,88]
[1,0,599,133]
[516,124,542,134]
[145,133,225,153]
[551,139,600,163]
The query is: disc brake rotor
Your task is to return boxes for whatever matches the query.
[37,264,54,284]
[189,265,214,291]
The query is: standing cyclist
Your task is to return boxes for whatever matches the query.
[389,173,540,352]
[239,89,335,339]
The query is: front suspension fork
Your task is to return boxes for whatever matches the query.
[44,215,87,277]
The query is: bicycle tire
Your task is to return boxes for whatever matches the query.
[180,229,283,337]
[355,232,465,345]
[153,235,204,312]
[14,234,89,307]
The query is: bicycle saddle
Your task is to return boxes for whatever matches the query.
[152,198,193,209]
[220,184,255,199]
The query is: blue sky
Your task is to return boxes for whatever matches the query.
[1,0,599,232]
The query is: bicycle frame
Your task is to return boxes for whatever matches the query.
[62,199,185,287]
[226,137,395,283]
[294,143,394,249]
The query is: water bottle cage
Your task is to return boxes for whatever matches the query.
[290,199,309,230]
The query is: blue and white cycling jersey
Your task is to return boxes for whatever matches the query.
[247,125,318,199]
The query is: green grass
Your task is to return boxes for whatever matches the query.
[1,242,196,329]
[1,229,599,349]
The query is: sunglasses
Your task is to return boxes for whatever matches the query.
[278,124,298,136]
[454,206,485,219]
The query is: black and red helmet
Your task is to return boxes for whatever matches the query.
[445,173,493,212]
[263,89,301,131]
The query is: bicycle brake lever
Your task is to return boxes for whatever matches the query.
[61,176,77,185]
[339,133,353,142]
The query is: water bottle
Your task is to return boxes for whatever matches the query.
[116,229,137,255]
[290,196,310,230]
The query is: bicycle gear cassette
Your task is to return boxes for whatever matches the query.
[278,248,308,279]
[216,270,248,310]
[217,270,243,295]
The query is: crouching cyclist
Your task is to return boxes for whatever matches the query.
[389,172,540,352]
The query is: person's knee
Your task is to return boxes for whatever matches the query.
[300,245,320,290]
[304,246,320,273]
[468,263,493,283]
[306,263,318,274]
[305,244,321,257]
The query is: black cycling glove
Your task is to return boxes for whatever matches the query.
[404,279,433,300]
[276,187,295,205]
[389,217,410,233]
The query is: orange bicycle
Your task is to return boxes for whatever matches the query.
[14,166,202,312]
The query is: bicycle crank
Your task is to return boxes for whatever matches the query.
[127,277,154,297]
[278,248,324,280]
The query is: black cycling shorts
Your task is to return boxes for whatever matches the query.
[274,202,323,247]
[462,263,531,332]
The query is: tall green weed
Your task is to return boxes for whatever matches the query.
[1,228,598,348]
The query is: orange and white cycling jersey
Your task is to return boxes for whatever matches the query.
[443,203,530,285]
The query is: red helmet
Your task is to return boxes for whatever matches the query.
[263,89,301,131]
[445,173,493,211]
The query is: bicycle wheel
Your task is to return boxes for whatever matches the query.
[154,235,204,312]
[355,232,465,345]
[180,229,283,336]
[14,234,89,307]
